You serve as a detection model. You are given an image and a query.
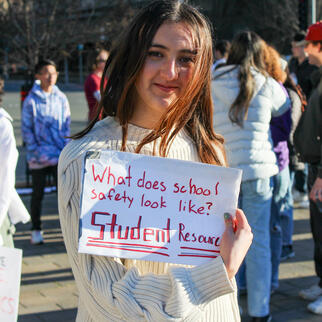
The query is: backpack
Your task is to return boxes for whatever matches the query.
[295,84,307,112]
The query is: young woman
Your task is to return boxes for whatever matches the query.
[263,45,292,294]
[58,1,252,321]
[212,32,290,321]
[264,45,309,293]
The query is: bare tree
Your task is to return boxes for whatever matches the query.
[194,0,299,54]
[0,0,136,72]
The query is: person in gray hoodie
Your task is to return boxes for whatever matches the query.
[212,31,290,322]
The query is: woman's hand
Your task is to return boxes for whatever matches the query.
[220,209,253,280]
[309,177,322,202]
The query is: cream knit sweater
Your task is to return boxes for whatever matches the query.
[58,116,240,321]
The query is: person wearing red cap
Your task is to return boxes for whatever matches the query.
[290,31,318,99]
[294,21,322,315]
[289,32,318,211]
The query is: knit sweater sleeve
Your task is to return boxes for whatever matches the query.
[58,141,236,321]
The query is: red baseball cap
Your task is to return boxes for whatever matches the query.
[305,21,322,41]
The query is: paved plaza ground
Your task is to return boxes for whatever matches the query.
[3,89,321,321]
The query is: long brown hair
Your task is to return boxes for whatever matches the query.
[263,44,287,83]
[263,45,307,111]
[284,67,307,112]
[225,31,267,127]
[74,0,225,165]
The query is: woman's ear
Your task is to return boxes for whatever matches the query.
[318,42,322,52]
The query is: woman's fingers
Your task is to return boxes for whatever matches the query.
[224,212,237,233]
[224,212,233,226]
[309,177,322,202]
[220,209,253,279]
[235,208,250,231]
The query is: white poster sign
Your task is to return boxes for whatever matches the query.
[79,150,242,265]
[0,246,22,322]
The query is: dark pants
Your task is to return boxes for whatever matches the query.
[294,169,307,193]
[30,165,57,231]
[308,165,322,287]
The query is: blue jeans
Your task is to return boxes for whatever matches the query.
[237,177,273,317]
[270,167,291,291]
[281,169,294,246]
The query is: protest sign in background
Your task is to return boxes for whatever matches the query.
[79,150,242,265]
[0,246,22,322]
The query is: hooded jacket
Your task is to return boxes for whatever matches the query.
[212,65,290,181]
[22,80,71,169]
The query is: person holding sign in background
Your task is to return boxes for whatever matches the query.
[0,77,30,248]
[58,1,253,321]
[212,33,290,321]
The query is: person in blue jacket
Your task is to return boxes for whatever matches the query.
[22,59,70,244]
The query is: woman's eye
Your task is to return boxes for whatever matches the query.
[148,51,163,58]
[179,56,195,64]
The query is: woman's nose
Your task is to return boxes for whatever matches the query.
[160,59,178,80]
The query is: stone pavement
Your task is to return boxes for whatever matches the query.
[4,90,85,322]
[15,193,77,322]
[239,205,321,322]
[4,90,321,321]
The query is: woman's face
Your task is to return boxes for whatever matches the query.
[132,22,197,128]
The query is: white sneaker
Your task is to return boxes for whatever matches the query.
[31,230,44,245]
[293,189,308,203]
[299,199,310,209]
[299,285,322,301]
[307,295,322,314]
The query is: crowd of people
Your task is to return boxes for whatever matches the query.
[0,0,321,321]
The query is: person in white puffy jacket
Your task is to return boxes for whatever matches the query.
[212,31,290,322]
[0,77,30,248]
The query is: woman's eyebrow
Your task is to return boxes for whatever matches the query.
[150,43,197,55]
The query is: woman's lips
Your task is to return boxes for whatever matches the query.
[154,83,178,93]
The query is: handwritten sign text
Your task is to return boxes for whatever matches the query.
[79,150,242,265]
